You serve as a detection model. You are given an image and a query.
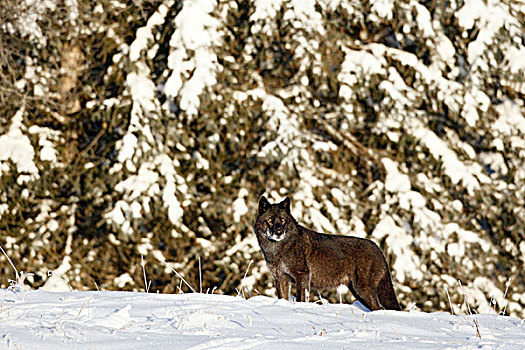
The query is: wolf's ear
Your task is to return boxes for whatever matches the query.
[258,196,271,215]
[278,197,291,212]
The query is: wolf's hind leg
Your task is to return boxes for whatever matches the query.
[376,274,401,310]
[348,281,381,311]
[360,289,381,310]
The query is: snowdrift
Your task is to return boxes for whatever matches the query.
[1,289,524,349]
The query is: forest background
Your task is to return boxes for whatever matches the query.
[0,0,524,317]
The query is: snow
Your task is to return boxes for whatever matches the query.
[410,1,456,73]
[109,15,191,231]
[457,0,513,64]
[258,94,301,158]
[3,0,524,323]
[114,273,134,288]
[0,107,38,183]
[462,88,491,127]
[1,289,524,349]
[506,45,525,83]
[162,177,184,226]
[406,117,488,194]
[40,272,73,292]
[225,235,259,258]
[456,0,523,91]
[493,100,525,137]
[129,1,173,62]
[338,47,386,96]
[232,188,249,223]
[164,0,221,116]
[373,214,423,283]
[28,125,59,163]
[382,158,411,193]
[3,0,56,46]
[251,0,284,23]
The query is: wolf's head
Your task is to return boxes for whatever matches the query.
[254,196,296,243]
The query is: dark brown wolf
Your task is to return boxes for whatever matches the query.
[253,196,401,311]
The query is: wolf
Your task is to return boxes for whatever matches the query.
[253,196,401,311]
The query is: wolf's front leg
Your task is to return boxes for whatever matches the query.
[275,278,290,300]
[295,274,310,302]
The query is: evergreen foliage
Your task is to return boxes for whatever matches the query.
[1,0,524,316]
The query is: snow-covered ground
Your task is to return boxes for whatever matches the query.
[1,289,524,349]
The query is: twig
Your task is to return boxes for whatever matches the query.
[0,244,19,283]
[76,296,94,319]
[141,255,151,293]
[318,290,326,305]
[458,280,481,339]
[444,286,454,315]
[501,277,512,315]
[176,280,183,294]
[164,262,196,293]
[71,127,106,167]
[198,256,202,294]
[238,259,254,298]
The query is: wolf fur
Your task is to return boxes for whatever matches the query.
[253,196,401,311]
